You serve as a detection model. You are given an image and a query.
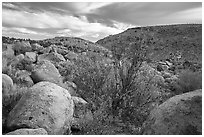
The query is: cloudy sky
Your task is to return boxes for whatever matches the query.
[2,2,202,42]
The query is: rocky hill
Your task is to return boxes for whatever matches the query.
[96,24,202,63]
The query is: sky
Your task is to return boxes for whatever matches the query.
[2,2,202,42]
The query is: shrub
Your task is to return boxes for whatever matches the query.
[174,70,202,94]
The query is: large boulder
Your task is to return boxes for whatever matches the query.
[2,74,13,95]
[71,96,93,130]
[142,89,202,135]
[24,52,37,63]
[30,60,63,85]
[6,81,74,135]
[6,128,48,135]
[13,41,32,55]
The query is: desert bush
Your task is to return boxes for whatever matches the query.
[72,55,111,108]
[172,69,202,94]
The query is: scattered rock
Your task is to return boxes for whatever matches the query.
[2,74,13,95]
[7,81,74,135]
[6,128,48,135]
[142,89,202,135]
[30,60,63,85]
[24,52,37,63]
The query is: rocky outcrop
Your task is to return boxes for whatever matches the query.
[7,81,74,135]
[142,89,202,135]
[30,60,63,85]
[6,128,48,135]
[2,74,13,95]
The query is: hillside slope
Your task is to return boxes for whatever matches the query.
[96,24,202,63]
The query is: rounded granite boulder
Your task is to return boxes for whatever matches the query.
[7,81,74,135]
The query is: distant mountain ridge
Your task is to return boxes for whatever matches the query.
[96,24,202,63]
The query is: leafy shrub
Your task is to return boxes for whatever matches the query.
[174,69,202,94]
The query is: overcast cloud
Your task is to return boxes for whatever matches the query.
[2,2,202,42]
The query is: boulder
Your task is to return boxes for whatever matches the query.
[142,89,202,135]
[40,46,52,54]
[24,52,37,63]
[56,47,69,56]
[31,43,44,52]
[60,82,77,96]
[71,96,93,130]
[30,60,63,85]
[38,52,66,63]
[7,81,74,135]
[2,74,13,95]
[65,81,77,90]
[64,51,78,60]
[6,128,48,135]
[13,41,32,55]
[15,70,34,87]
[16,54,25,62]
